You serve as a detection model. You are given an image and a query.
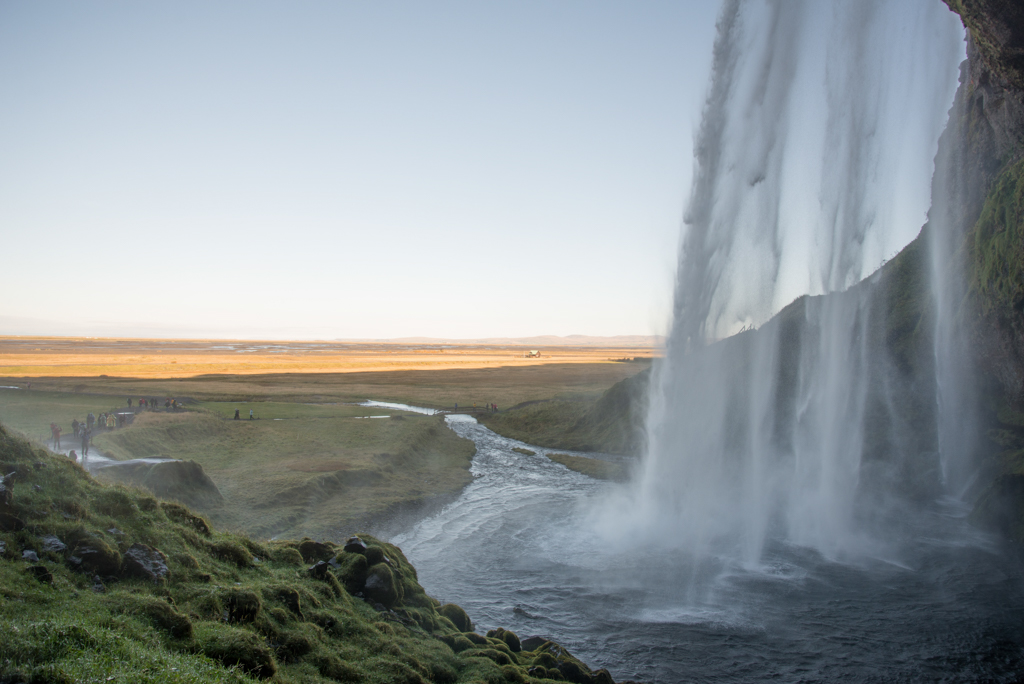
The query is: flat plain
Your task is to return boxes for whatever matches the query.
[0,336,655,540]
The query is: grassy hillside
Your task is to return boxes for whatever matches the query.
[479,368,649,456]
[0,423,627,684]
[0,389,477,541]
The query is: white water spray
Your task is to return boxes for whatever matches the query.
[618,0,964,563]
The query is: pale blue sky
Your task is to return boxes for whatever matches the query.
[1,1,720,339]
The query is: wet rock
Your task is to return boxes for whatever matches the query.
[40,535,66,554]
[26,565,53,584]
[122,543,169,582]
[107,527,125,537]
[72,538,121,576]
[0,476,11,510]
[91,575,107,593]
[22,550,39,562]
[343,536,367,554]
[0,512,25,532]
[307,560,331,580]
[32,485,42,492]
[520,636,549,652]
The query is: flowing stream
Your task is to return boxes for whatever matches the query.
[394,417,1024,682]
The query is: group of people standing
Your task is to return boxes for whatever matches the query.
[127,397,179,411]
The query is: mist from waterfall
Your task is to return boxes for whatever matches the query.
[610,0,965,565]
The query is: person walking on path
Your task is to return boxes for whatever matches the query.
[81,428,90,456]
[127,398,132,410]
[87,413,95,431]
[52,423,61,449]
[72,418,80,438]
[249,409,254,420]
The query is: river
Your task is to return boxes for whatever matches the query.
[392,415,1024,683]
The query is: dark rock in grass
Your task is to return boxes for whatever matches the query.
[72,538,121,576]
[363,563,400,608]
[0,512,25,532]
[22,549,38,562]
[0,540,6,556]
[91,575,106,593]
[40,535,66,554]
[26,565,53,584]
[520,636,549,652]
[107,527,125,536]
[297,538,334,562]
[438,603,473,633]
[32,484,41,492]
[121,543,169,582]
[343,536,367,554]
[307,560,331,579]
[558,660,593,684]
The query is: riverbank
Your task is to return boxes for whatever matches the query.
[0,423,632,683]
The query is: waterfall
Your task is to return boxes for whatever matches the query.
[618,0,965,564]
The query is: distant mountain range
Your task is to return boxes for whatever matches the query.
[0,316,663,347]
[345,335,665,347]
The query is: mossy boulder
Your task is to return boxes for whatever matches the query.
[335,552,368,593]
[271,546,304,566]
[438,603,473,632]
[195,623,277,679]
[297,538,335,562]
[223,588,263,623]
[487,627,522,652]
[364,563,401,607]
[210,540,252,568]
[71,537,121,576]
[122,596,192,639]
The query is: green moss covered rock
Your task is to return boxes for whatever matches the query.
[438,603,473,632]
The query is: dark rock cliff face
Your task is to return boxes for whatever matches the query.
[944,0,1024,91]
[941,0,1024,537]
[942,2,1024,409]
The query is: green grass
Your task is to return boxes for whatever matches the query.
[0,388,129,443]
[89,410,476,540]
[0,423,611,683]
[0,390,476,541]
[479,368,649,455]
[545,454,629,482]
[970,157,1024,317]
